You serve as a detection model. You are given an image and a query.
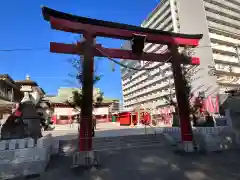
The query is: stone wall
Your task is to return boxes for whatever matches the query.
[0,134,59,179]
[159,126,240,152]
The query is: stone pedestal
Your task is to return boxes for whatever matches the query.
[20,94,42,139]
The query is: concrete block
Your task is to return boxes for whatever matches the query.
[204,134,222,152]
[0,150,14,163]
[218,127,239,150]
[0,140,8,151]
[14,148,48,163]
[0,145,51,179]
[0,161,48,179]
[52,139,59,155]
[163,133,176,145]
[22,160,48,176]
[0,163,22,180]
[193,132,206,152]
[27,138,34,148]
[17,139,27,149]
[37,134,52,150]
[9,140,17,150]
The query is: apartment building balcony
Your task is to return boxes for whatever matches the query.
[204,1,240,22]
[208,21,239,36]
[142,0,170,28]
[210,33,240,47]
[125,88,170,105]
[205,11,240,30]
[122,63,171,93]
[123,72,173,100]
[124,92,176,109]
[214,63,240,77]
[124,82,174,106]
[204,0,240,14]
[217,76,240,87]
[211,43,238,56]
[213,54,240,67]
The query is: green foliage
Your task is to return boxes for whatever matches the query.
[67,90,104,108]
[67,54,104,108]
[172,113,180,127]
[163,53,205,126]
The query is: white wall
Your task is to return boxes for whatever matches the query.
[54,107,75,116]
[94,107,109,115]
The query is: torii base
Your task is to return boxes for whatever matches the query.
[180,141,194,152]
[174,141,200,154]
[72,151,99,168]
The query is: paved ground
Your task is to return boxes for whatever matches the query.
[24,146,240,180]
[9,123,240,180]
[43,123,159,140]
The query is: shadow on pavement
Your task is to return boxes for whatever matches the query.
[41,145,240,180]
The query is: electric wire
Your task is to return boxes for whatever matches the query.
[0,43,237,52]
[0,48,48,52]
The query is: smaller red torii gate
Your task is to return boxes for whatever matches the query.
[42,7,202,152]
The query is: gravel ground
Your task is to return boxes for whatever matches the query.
[18,146,240,180]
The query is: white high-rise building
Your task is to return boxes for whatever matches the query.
[121,0,240,110]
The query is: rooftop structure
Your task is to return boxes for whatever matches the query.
[44,87,119,109]
[15,75,45,96]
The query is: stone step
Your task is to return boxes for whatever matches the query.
[93,139,166,151]
[93,136,164,148]
[59,134,166,155]
[93,135,162,144]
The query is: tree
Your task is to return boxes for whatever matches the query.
[67,54,104,117]
[163,48,204,126]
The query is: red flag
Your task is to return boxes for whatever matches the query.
[15,110,22,117]
[208,96,214,113]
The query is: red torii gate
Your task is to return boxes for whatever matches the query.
[42,7,202,152]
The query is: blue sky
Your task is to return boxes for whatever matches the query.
[0,0,158,99]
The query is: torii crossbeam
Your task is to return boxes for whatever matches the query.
[42,6,203,155]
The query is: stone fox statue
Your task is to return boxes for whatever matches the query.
[1,109,27,140]
[1,103,42,140]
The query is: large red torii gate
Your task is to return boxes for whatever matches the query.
[42,7,202,152]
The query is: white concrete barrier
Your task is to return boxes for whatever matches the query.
[159,126,239,152]
[0,134,59,179]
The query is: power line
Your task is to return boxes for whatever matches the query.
[30,76,69,79]
[0,48,48,52]
[0,44,237,52]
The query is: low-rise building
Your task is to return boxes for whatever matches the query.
[0,74,47,125]
[44,87,119,124]
[0,74,23,121]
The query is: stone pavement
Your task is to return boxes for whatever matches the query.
[16,146,240,180]
[43,123,158,141]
